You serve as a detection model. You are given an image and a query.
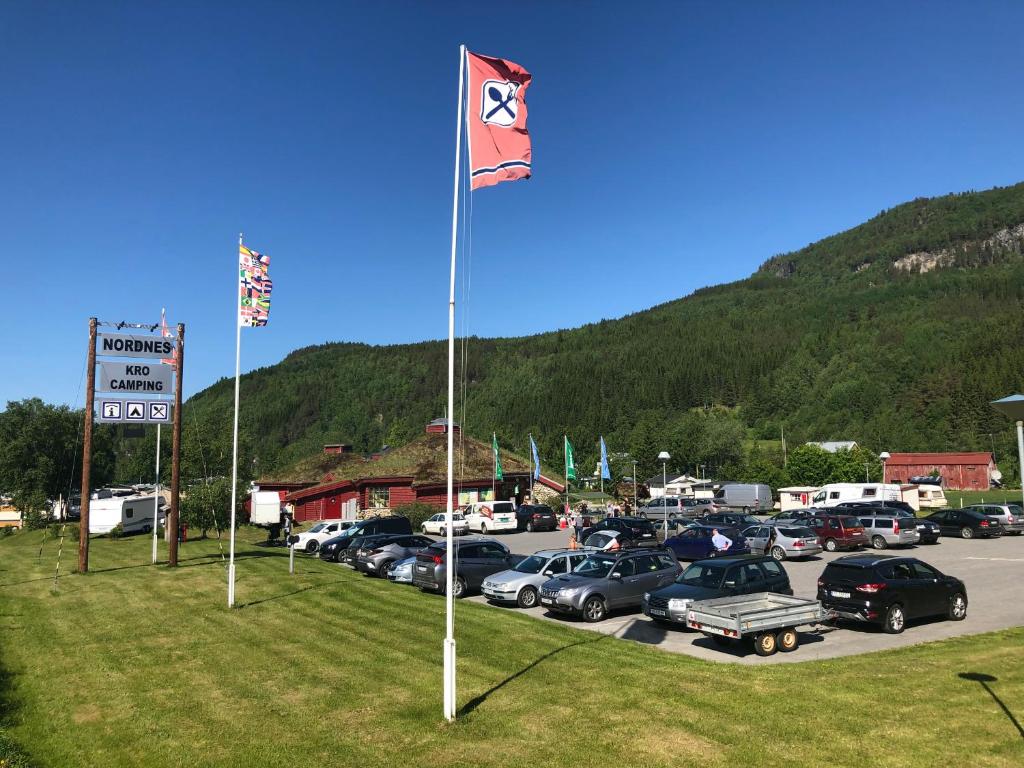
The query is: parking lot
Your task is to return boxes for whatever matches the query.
[451,527,1024,664]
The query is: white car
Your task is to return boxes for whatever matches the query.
[464,501,518,534]
[292,520,353,553]
[421,512,469,536]
[581,529,627,551]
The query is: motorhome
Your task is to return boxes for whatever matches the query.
[810,483,902,508]
[712,483,773,512]
[88,494,163,535]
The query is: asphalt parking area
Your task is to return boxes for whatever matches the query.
[459,527,1024,664]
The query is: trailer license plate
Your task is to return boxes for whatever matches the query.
[649,608,666,616]
[831,590,850,598]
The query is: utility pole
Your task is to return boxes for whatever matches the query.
[168,322,185,566]
[78,317,97,574]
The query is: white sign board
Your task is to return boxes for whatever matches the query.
[98,332,176,360]
[98,361,174,394]
[96,398,172,424]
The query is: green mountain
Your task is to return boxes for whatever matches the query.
[184,183,1024,483]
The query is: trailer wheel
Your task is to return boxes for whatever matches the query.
[777,627,799,652]
[753,631,778,656]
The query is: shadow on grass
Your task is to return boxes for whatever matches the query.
[959,672,1024,739]
[0,649,34,765]
[458,634,608,717]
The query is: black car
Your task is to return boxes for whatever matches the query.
[834,500,917,516]
[580,516,659,547]
[818,554,967,634]
[515,504,558,532]
[701,512,762,528]
[412,538,518,597]
[923,508,1003,539]
[642,555,792,625]
[318,515,414,562]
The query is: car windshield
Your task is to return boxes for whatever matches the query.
[677,563,726,588]
[514,555,547,574]
[309,523,326,533]
[574,556,616,578]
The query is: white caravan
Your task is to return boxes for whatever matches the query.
[89,494,162,534]
[250,491,285,526]
[811,483,902,508]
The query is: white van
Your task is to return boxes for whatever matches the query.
[89,494,162,535]
[464,501,517,534]
[811,483,901,508]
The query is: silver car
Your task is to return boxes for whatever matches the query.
[856,516,919,549]
[742,524,822,560]
[387,556,417,584]
[482,549,589,608]
[964,504,1024,535]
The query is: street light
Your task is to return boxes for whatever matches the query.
[990,395,1024,509]
[658,450,671,539]
[632,459,638,513]
[879,452,890,484]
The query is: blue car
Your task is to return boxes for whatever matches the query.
[664,524,750,561]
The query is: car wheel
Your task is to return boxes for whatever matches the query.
[480,522,488,535]
[305,540,319,553]
[948,593,967,621]
[517,586,539,609]
[823,538,838,552]
[871,535,887,550]
[960,527,973,539]
[526,521,534,532]
[582,596,606,623]
[378,560,395,579]
[421,526,428,534]
[883,603,906,634]
[451,576,467,599]
[439,527,446,537]
[753,632,778,656]
[777,627,799,652]
[142,524,152,534]
[770,545,786,561]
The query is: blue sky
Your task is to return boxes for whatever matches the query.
[4,1,1024,407]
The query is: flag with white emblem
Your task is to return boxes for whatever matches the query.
[466,51,532,190]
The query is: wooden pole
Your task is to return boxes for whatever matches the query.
[77,317,97,573]
[168,322,185,566]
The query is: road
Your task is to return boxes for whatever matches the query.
[450,526,1024,664]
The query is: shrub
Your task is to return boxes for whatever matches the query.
[391,502,437,530]
[0,527,14,538]
[108,523,124,540]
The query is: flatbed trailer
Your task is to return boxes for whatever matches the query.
[686,593,831,656]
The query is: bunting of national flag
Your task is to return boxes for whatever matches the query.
[564,436,576,482]
[530,435,541,481]
[159,307,176,366]
[600,436,611,481]
[492,433,503,481]
[466,51,532,190]
[239,244,272,327]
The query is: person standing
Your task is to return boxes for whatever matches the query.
[574,510,584,545]
[711,528,733,553]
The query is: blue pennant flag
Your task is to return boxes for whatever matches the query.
[530,435,541,480]
[600,436,611,481]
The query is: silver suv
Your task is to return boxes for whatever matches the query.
[539,548,680,622]
[482,549,590,608]
[857,516,919,549]
[964,504,1024,535]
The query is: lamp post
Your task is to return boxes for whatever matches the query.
[632,460,638,512]
[658,450,670,539]
[990,395,1024,509]
[879,452,890,484]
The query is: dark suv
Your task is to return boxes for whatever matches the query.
[642,555,792,625]
[515,504,558,532]
[818,554,967,634]
[580,516,658,547]
[412,538,518,598]
[807,514,868,552]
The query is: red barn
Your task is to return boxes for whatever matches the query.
[883,452,994,491]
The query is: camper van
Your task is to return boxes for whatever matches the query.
[88,494,163,535]
[811,483,901,508]
[712,483,773,512]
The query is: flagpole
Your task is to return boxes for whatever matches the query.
[564,435,569,519]
[443,44,466,723]
[152,422,160,564]
[228,233,243,608]
[529,433,534,502]
[492,432,496,499]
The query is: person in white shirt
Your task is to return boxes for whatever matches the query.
[711,528,732,552]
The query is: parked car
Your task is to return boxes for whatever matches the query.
[817,554,967,634]
[421,512,469,536]
[807,514,868,552]
[317,516,414,562]
[702,511,763,529]
[515,504,558,532]
[482,549,589,608]
[642,554,793,624]
[712,483,773,512]
[579,516,659,547]
[412,538,517,597]
[341,533,407,568]
[386,555,417,584]
[741,524,822,560]
[463,501,518,534]
[856,515,919,549]
[663,525,750,561]
[539,548,680,622]
[766,509,819,525]
[912,518,942,544]
[356,534,436,578]
[641,496,717,521]
[923,508,1004,539]
[834,500,917,517]
[581,530,630,551]
[292,519,354,553]
[963,504,1024,535]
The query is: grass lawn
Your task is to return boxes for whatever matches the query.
[1,528,1022,768]
[945,489,1024,507]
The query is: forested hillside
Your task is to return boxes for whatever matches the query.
[183,183,1024,483]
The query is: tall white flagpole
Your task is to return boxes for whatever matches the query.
[152,422,160,564]
[228,233,243,608]
[443,43,466,723]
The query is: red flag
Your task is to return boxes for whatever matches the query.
[466,51,532,190]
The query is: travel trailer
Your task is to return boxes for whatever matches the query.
[810,483,901,508]
[88,494,163,535]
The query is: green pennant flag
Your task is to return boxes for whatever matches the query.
[565,435,576,481]
[492,433,503,481]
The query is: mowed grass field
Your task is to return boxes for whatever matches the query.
[1,528,1022,768]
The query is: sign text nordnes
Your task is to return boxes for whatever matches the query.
[98,332,176,359]
[98,361,174,393]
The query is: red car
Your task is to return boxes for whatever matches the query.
[807,514,868,552]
